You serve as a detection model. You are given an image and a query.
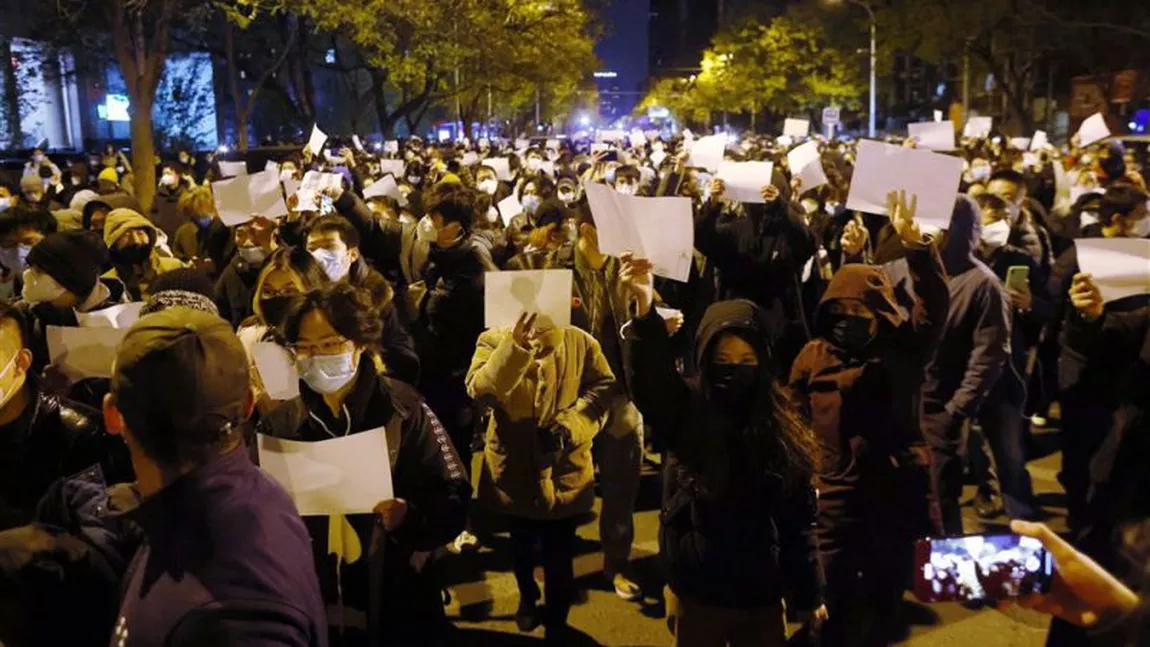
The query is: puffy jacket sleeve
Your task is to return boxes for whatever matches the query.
[777,480,825,611]
[625,308,690,451]
[946,281,1012,419]
[465,329,534,405]
[554,334,616,448]
[391,402,471,551]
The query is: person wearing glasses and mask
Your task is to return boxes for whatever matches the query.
[262,283,470,647]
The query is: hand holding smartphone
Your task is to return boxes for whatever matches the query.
[913,533,1053,603]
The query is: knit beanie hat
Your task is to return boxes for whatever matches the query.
[25,230,108,298]
[98,167,120,184]
[141,268,219,316]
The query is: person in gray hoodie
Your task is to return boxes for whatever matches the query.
[921,195,1013,536]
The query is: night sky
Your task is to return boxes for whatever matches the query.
[593,0,651,120]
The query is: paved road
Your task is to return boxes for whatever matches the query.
[440,426,1066,646]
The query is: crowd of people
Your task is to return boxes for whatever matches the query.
[0,122,1147,647]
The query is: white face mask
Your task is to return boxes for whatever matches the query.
[297,351,357,395]
[238,246,267,265]
[981,219,1011,248]
[521,194,541,214]
[526,158,542,172]
[416,215,439,244]
[0,350,21,410]
[1127,216,1150,238]
[21,269,68,304]
[159,173,178,187]
[485,207,500,224]
[310,248,351,282]
[0,197,10,212]
[478,179,498,195]
[969,166,990,182]
[825,201,840,214]
[407,175,422,186]
[279,169,296,183]
[557,189,575,204]
[615,183,637,196]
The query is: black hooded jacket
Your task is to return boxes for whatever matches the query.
[923,196,1012,421]
[627,300,823,611]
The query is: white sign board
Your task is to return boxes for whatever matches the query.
[908,121,956,151]
[716,161,774,204]
[787,141,827,192]
[845,139,964,230]
[46,325,127,380]
[822,107,841,126]
[497,194,523,226]
[583,182,694,282]
[213,170,290,226]
[1077,113,1111,147]
[306,124,328,156]
[1075,238,1150,303]
[688,134,727,172]
[963,116,993,139]
[218,161,247,178]
[363,175,407,207]
[258,428,394,516]
[484,269,573,331]
[1030,130,1049,151]
[783,118,811,138]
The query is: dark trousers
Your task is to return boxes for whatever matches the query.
[924,409,967,536]
[970,391,1041,520]
[508,516,578,628]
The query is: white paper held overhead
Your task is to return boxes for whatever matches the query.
[583,182,694,282]
[688,134,727,172]
[306,124,328,156]
[213,169,290,226]
[908,121,956,151]
[787,141,827,192]
[845,139,964,230]
[783,118,811,138]
[716,161,774,204]
[1077,113,1111,147]
[963,116,993,139]
[218,161,247,178]
[484,269,573,331]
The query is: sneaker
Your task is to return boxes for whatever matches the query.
[448,530,480,554]
[515,599,541,632]
[612,573,642,601]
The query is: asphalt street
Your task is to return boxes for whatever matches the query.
[440,425,1067,646]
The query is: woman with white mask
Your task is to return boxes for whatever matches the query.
[262,283,470,647]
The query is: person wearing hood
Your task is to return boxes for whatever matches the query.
[922,195,1014,535]
[80,192,143,238]
[985,169,1054,274]
[102,208,186,301]
[623,256,827,647]
[790,190,948,646]
[506,199,570,270]
[172,185,233,279]
[696,176,816,375]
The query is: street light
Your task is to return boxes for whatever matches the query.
[827,0,876,138]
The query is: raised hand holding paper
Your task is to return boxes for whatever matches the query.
[379,159,406,178]
[1077,113,1111,147]
[258,429,394,516]
[213,170,290,226]
[845,139,964,231]
[306,124,328,156]
[783,118,811,138]
[485,269,573,331]
[908,121,956,151]
[583,181,693,282]
[1075,238,1150,303]
[716,161,775,204]
[788,141,827,192]
[363,175,407,207]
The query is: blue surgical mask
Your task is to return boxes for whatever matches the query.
[297,352,357,394]
[310,248,350,282]
[195,216,213,229]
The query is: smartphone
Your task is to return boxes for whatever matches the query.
[600,150,619,163]
[1005,265,1030,292]
[913,534,1053,603]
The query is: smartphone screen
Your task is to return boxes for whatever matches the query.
[913,534,1053,603]
[1005,265,1030,292]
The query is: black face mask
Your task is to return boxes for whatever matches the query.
[259,295,294,326]
[709,363,759,409]
[829,315,875,351]
[111,243,152,266]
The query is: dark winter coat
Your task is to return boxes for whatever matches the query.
[627,300,824,611]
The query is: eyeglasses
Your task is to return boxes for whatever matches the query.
[288,336,354,359]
